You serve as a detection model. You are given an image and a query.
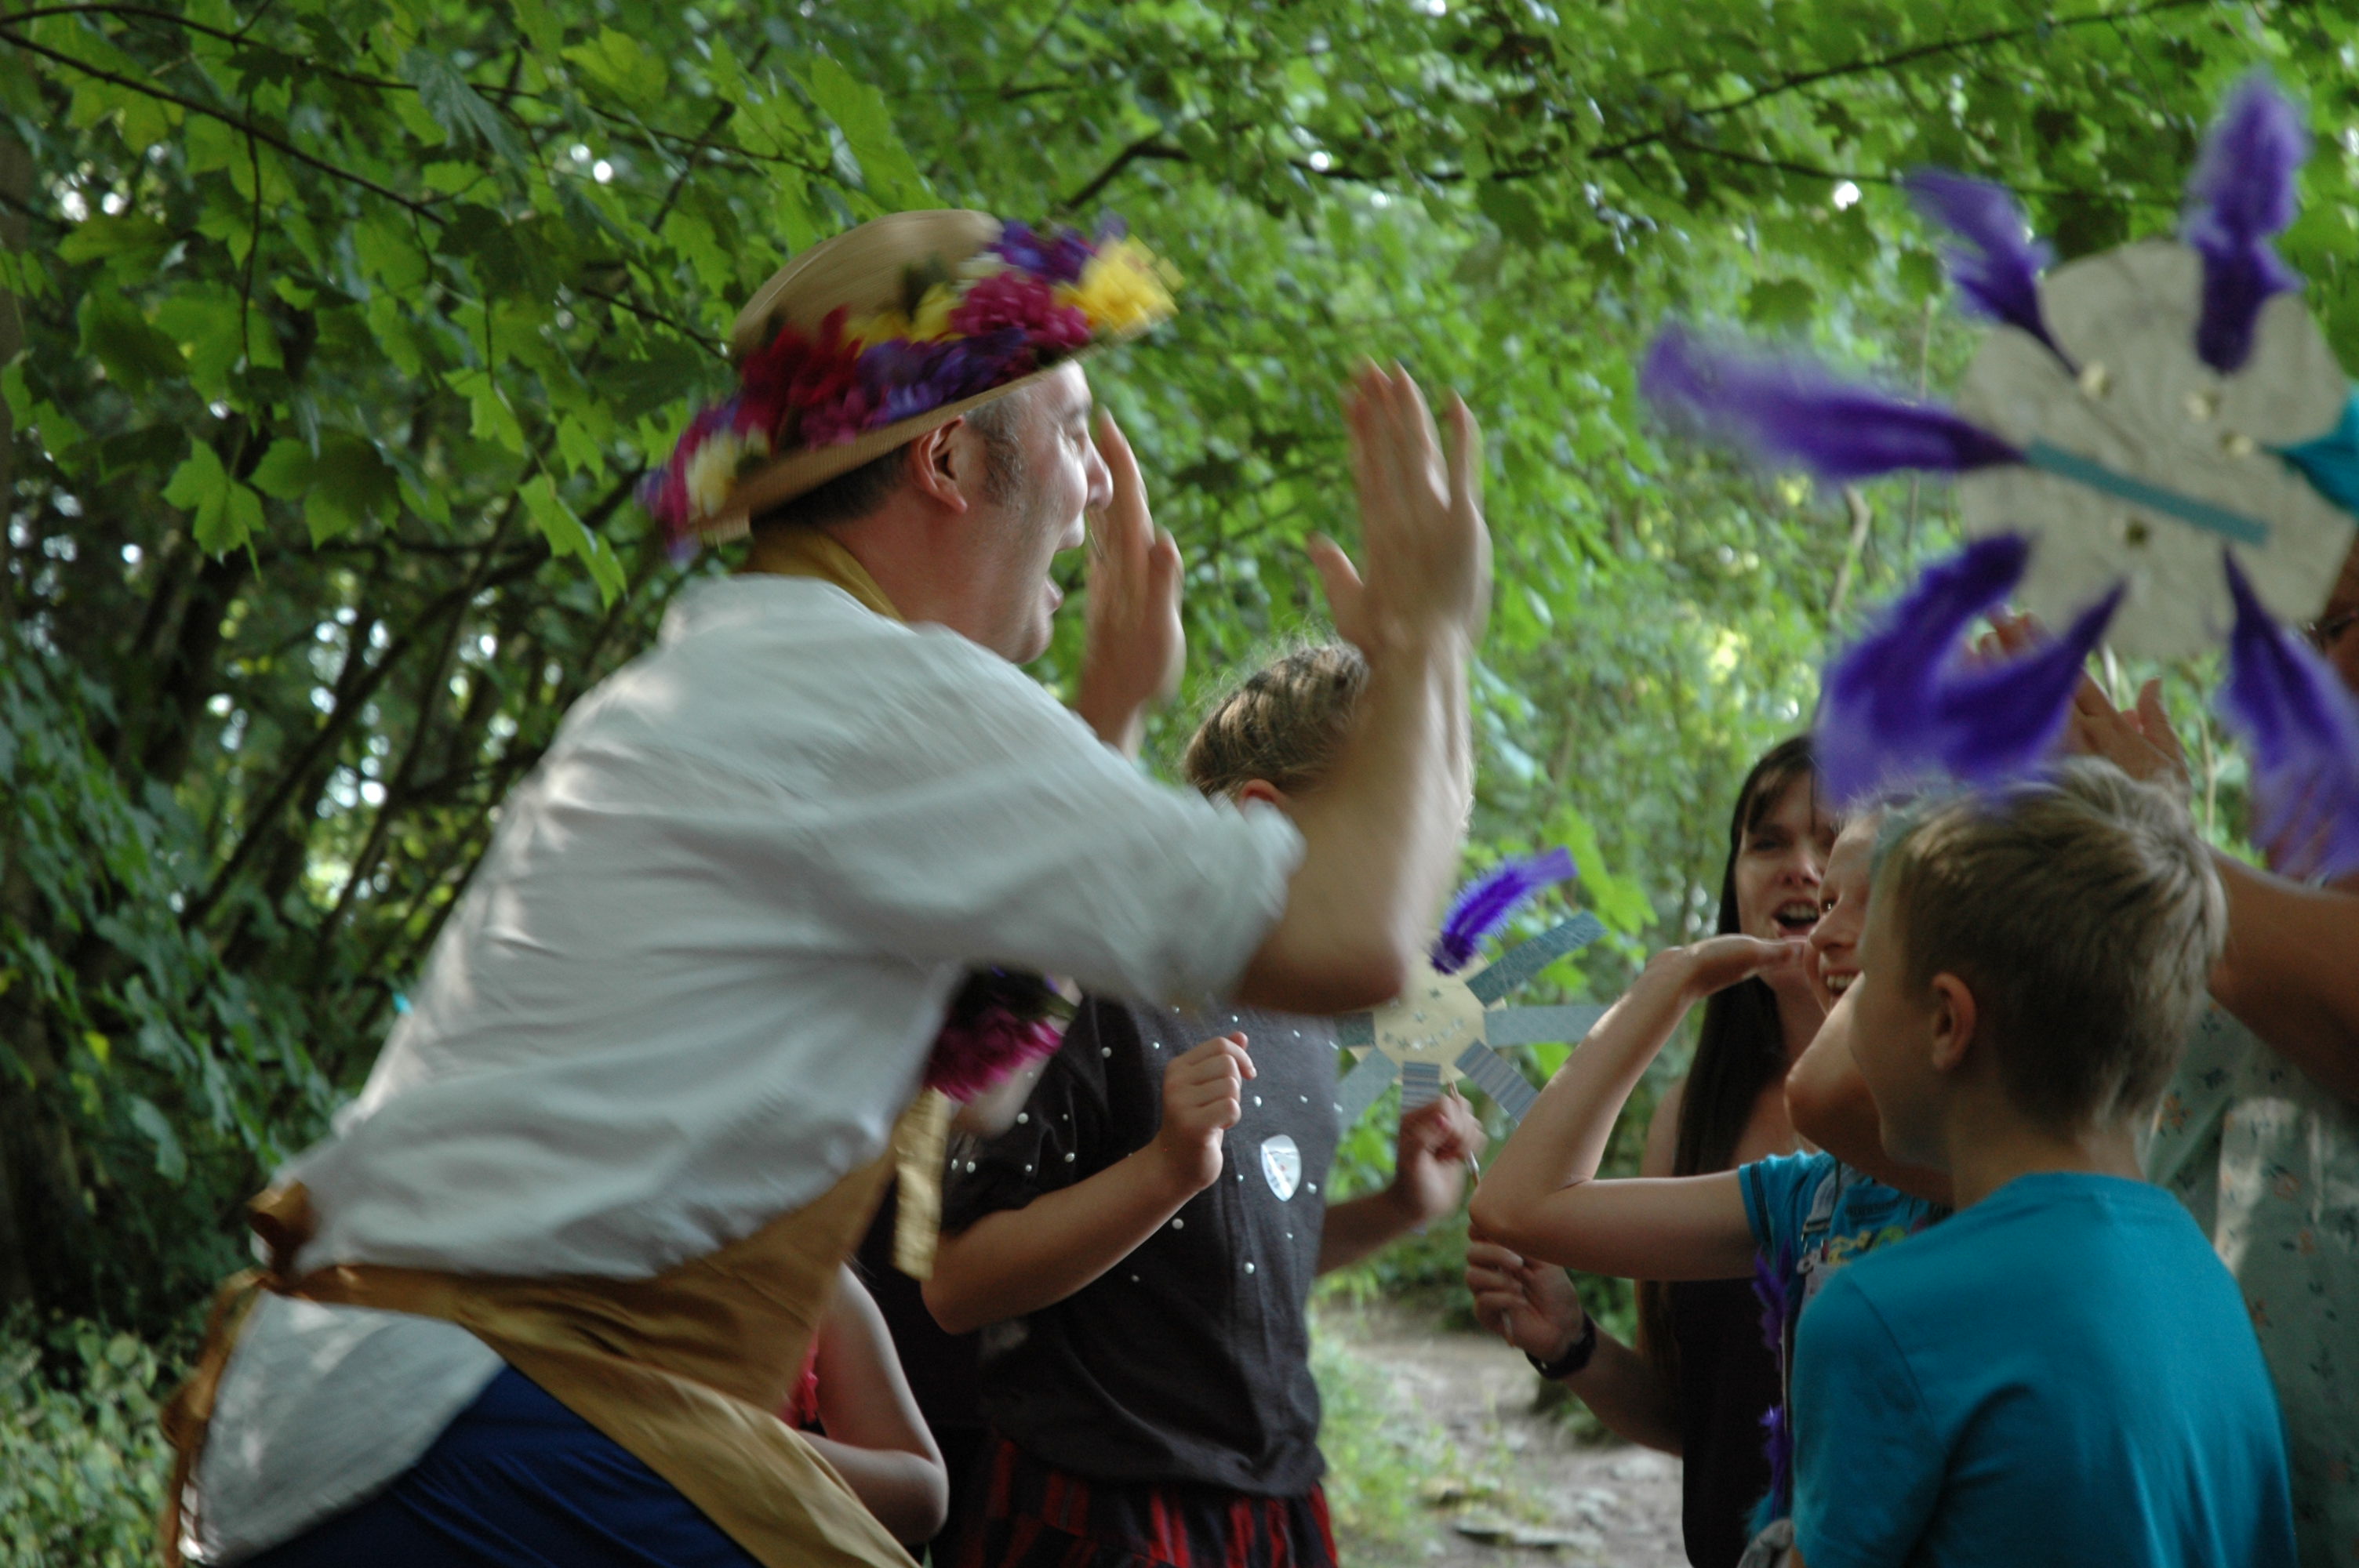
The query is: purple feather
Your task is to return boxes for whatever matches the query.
[1641,325,2023,484]
[1903,169,2062,357]
[1816,535,2124,804]
[1430,848,1576,974]
[2218,555,2359,880]
[1750,1242,1799,1521]
[2184,74,2309,374]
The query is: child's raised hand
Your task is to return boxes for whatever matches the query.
[1151,1032,1255,1195]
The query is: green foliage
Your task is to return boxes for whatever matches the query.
[0,1316,173,1568]
[0,0,2328,1436]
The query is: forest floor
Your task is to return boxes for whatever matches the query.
[1316,1296,1684,1568]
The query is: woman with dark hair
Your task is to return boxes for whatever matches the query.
[1642,735,1834,1567]
[1467,735,1833,1568]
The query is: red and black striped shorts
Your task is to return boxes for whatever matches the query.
[951,1432,1339,1568]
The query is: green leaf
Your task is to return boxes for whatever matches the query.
[794,55,931,206]
[521,474,626,604]
[307,434,400,544]
[248,438,314,500]
[75,292,181,397]
[162,441,263,554]
[56,214,169,267]
[354,212,431,292]
[449,368,528,455]
[1743,276,1817,330]
[125,1094,186,1181]
[562,27,668,107]
[401,49,532,169]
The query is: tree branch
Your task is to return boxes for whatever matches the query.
[1060,131,1189,212]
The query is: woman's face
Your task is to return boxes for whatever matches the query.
[1732,772,1837,954]
[1805,816,1878,1012]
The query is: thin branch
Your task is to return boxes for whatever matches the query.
[1,28,439,216]
[1060,131,1189,212]
[995,0,1079,98]
[569,281,724,354]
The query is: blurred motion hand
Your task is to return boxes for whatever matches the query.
[1076,412,1184,758]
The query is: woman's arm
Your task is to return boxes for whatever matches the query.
[801,1267,949,1547]
[1469,937,1802,1280]
[1466,1238,1682,1454]
[925,1033,1247,1334]
[2208,855,2359,1105]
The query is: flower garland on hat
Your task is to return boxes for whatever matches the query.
[642,219,1177,546]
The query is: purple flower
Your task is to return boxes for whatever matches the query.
[2218,554,2359,879]
[1431,849,1577,974]
[856,330,1034,430]
[1904,169,2061,358]
[1641,325,2022,484]
[1816,535,2122,804]
[990,220,1095,285]
[2184,74,2309,374]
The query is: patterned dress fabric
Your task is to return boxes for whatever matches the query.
[2147,1005,2359,1568]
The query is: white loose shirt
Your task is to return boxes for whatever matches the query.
[192,575,1303,1561]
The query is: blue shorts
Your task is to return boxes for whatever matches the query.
[245,1366,761,1567]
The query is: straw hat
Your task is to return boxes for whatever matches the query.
[708,211,1064,535]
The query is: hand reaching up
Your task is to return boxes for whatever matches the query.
[1076,413,1185,758]
[1150,1032,1254,1196]
[1311,361,1491,658]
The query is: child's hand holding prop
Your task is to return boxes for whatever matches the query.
[1641,74,2359,877]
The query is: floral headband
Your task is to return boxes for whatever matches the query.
[642,218,1178,546]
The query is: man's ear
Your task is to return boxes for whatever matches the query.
[907,419,972,514]
[1925,973,1978,1074]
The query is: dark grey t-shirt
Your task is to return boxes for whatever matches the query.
[940,997,1343,1495]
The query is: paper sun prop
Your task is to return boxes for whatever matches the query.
[1641,74,2359,874]
[1332,851,1614,1128]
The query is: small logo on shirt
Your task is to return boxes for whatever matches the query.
[1260,1134,1302,1202]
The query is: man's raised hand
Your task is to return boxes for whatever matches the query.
[1150,1032,1255,1196]
[1076,412,1185,758]
[1314,361,1491,658]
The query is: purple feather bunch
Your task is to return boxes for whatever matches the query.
[1816,535,2124,804]
[1430,848,1577,974]
[2217,555,2359,880]
[2183,74,2310,375]
[1903,169,2063,359]
[1641,325,2023,485]
[1750,1241,1799,1520]
[923,968,1074,1102]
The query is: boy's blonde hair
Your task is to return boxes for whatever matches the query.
[1180,643,1367,800]
[1872,758,2226,1133]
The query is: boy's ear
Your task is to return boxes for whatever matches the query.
[1926,973,1978,1074]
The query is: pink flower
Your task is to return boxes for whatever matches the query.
[949,271,1091,350]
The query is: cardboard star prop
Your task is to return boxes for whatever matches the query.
[1639,74,2359,872]
[1330,851,1612,1128]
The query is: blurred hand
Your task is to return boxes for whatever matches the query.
[1312,361,1491,657]
[1075,413,1184,758]
[2066,674,2192,802]
[1466,1235,1587,1363]
[1390,1088,1486,1226]
[1150,1033,1253,1195]
[1667,934,1810,1004]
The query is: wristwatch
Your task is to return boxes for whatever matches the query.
[1526,1314,1599,1381]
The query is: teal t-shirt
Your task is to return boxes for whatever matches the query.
[1792,1171,2296,1568]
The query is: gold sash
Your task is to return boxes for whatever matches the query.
[165,1123,918,1568]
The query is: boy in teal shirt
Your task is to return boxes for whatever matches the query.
[1797,761,2293,1568]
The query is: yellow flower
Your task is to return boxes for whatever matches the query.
[848,307,911,343]
[907,281,961,342]
[1056,239,1179,339]
[685,429,769,519]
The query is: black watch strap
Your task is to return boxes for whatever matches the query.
[1526,1313,1599,1381]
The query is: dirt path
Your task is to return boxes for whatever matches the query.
[1318,1299,1685,1568]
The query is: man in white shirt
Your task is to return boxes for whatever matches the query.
[169,212,1488,1568]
